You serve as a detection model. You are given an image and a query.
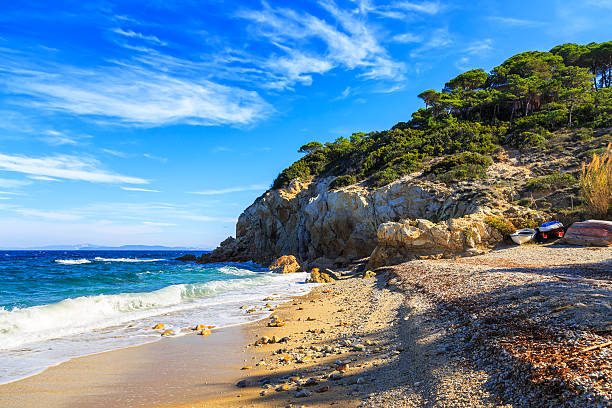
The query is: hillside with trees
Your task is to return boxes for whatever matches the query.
[272,41,612,218]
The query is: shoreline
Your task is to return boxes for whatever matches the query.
[1,245,610,407]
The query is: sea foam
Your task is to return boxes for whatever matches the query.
[54,259,92,265]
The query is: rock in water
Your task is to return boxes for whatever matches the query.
[199,329,211,336]
[161,329,175,336]
[194,324,207,330]
[153,323,164,330]
[269,255,301,273]
[175,254,197,262]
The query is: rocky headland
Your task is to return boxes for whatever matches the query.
[185,133,611,270]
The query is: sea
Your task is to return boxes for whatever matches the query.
[0,250,314,384]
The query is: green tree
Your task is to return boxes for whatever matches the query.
[298,141,323,153]
[555,66,593,126]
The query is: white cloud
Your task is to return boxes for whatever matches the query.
[189,184,268,195]
[121,186,160,192]
[0,153,147,184]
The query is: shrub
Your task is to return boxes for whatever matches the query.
[371,167,401,187]
[430,152,493,184]
[272,160,311,189]
[580,144,612,218]
[329,174,356,189]
[485,216,515,237]
[525,172,577,191]
[506,129,549,150]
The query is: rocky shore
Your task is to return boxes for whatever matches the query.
[201,245,611,408]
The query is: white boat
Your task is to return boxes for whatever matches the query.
[510,228,537,245]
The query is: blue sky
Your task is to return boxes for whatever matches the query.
[0,0,610,248]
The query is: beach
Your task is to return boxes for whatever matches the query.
[0,245,610,407]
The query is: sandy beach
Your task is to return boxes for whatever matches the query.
[1,245,610,408]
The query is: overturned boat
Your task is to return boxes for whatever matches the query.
[536,221,565,242]
[564,220,612,246]
[510,228,537,245]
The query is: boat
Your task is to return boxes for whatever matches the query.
[536,221,565,242]
[564,220,612,246]
[510,228,537,245]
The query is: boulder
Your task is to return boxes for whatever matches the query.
[363,270,376,279]
[307,268,334,283]
[152,323,164,330]
[269,255,301,274]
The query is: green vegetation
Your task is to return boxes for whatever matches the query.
[428,152,493,184]
[526,172,577,191]
[273,41,612,190]
[330,174,357,189]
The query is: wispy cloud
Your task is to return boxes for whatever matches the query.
[121,186,160,192]
[112,28,166,45]
[1,54,272,127]
[142,153,167,162]
[40,130,81,146]
[488,16,546,27]
[391,32,423,43]
[0,178,31,188]
[28,175,59,181]
[16,208,83,221]
[410,27,452,57]
[0,153,147,184]
[103,148,130,158]
[237,1,406,87]
[392,1,444,15]
[142,221,175,226]
[464,39,493,55]
[189,184,267,195]
[333,86,352,101]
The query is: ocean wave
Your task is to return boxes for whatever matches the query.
[0,272,307,350]
[54,259,92,265]
[93,257,165,263]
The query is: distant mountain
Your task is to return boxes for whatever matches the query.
[3,244,209,251]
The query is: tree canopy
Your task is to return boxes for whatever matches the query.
[272,41,612,190]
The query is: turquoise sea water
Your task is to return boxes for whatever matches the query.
[0,250,313,384]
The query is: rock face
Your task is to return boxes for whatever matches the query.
[269,255,301,273]
[199,174,541,268]
[367,215,502,269]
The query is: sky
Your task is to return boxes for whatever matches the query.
[0,0,610,249]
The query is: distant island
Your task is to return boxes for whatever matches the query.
[3,244,209,251]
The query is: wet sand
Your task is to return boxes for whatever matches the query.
[0,325,253,408]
